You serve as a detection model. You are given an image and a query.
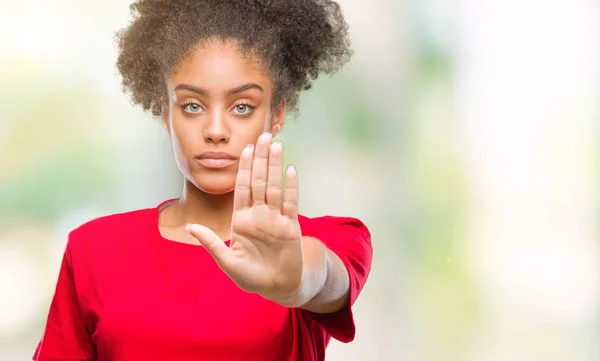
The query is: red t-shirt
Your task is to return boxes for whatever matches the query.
[33,200,372,361]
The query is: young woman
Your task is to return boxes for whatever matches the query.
[34,1,373,360]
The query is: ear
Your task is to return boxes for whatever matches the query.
[270,99,287,137]
[160,101,170,135]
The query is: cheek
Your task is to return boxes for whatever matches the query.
[171,118,200,152]
[236,114,270,144]
[167,117,200,175]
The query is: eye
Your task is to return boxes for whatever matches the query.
[231,104,254,115]
[182,102,204,114]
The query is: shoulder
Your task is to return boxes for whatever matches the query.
[66,206,155,255]
[298,214,371,238]
[70,207,152,237]
[297,214,372,260]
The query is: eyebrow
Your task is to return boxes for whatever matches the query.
[173,83,264,96]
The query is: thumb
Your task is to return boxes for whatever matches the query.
[185,223,231,266]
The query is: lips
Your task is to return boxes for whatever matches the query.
[195,158,236,168]
[194,151,237,169]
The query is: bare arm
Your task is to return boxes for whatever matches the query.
[283,236,350,314]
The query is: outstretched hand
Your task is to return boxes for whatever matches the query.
[186,132,305,305]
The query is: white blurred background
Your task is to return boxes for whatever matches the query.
[0,0,598,360]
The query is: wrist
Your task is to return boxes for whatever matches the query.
[274,237,329,308]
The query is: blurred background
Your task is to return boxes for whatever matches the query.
[0,0,598,360]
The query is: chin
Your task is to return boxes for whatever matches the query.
[198,185,235,195]
[189,172,236,195]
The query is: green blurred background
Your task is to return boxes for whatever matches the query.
[0,0,598,360]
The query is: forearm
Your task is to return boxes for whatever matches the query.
[295,236,351,314]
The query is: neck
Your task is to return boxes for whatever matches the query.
[174,180,235,236]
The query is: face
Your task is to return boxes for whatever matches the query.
[162,40,285,194]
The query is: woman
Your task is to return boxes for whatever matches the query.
[34,1,373,360]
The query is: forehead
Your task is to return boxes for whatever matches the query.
[168,40,272,92]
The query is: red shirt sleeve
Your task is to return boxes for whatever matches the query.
[34,238,95,361]
[301,216,373,343]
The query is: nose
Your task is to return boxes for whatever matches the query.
[204,109,230,143]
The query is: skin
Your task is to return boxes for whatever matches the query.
[158,39,350,312]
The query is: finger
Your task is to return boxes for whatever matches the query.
[186,223,231,267]
[282,164,299,219]
[266,142,283,209]
[251,132,272,205]
[233,144,254,210]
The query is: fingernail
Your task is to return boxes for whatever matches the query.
[185,223,191,232]
[246,144,254,150]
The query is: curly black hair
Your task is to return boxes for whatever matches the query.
[115,0,353,117]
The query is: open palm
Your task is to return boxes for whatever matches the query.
[186,133,304,303]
